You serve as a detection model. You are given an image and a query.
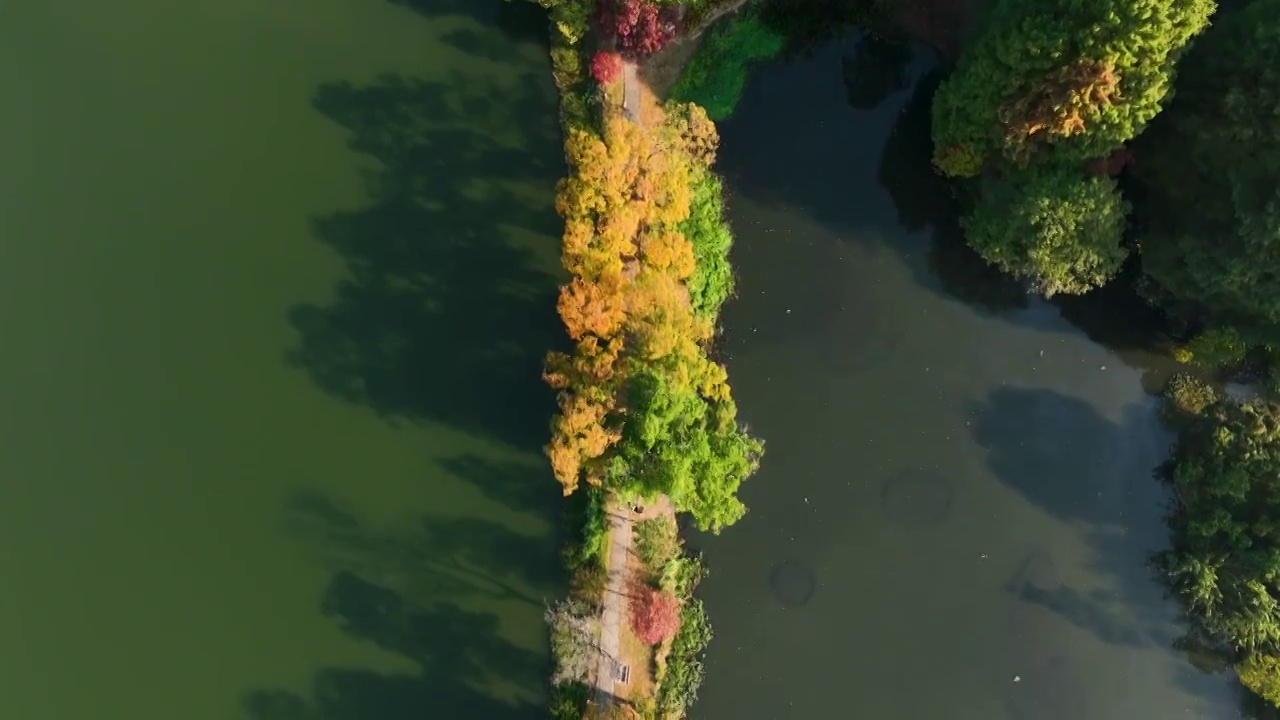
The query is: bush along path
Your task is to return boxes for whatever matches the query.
[526,0,762,717]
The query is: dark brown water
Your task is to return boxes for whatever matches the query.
[688,32,1244,720]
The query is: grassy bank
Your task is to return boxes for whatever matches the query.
[525,0,763,717]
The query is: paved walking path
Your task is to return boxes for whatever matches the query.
[622,61,641,123]
[594,501,633,699]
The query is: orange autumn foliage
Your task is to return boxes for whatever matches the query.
[546,106,722,495]
[558,271,628,341]
[999,58,1122,162]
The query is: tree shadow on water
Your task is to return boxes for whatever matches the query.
[969,386,1242,715]
[241,571,546,720]
[876,67,1029,316]
[385,0,548,46]
[286,72,564,450]
[241,489,555,720]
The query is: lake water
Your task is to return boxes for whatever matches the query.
[2,4,1255,719]
[0,1,564,719]
[689,33,1247,720]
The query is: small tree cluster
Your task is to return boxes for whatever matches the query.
[602,0,678,59]
[590,51,624,86]
[630,585,681,645]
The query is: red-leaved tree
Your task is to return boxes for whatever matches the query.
[591,51,624,86]
[601,0,677,59]
[630,586,680,645]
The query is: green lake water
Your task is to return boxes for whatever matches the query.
[689,34,1247,720]
[0,2,564,718]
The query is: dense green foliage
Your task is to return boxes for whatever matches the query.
[670,12,785,120]
[606,359,761,532]
[1136,0,1280,332]
[930,0,1213,298]
[681,166,736,319]
[1164,399,1280,651]
[1178,327,1250,370]
[932,0,1214,175]
[963,169,1129,296]
[635,516,680,574]
[1239,653,1280,707]
[657,598,713,715]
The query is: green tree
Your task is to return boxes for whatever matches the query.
[1136,0,1280,331]
[1164,399,1280,652]
[680,166,736,319]
[931,0,1214,176]
[963,169,1130,296]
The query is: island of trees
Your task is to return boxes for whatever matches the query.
[525,0,1280,714]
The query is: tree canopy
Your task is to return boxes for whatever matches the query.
[963,169,1130,296]
[932,0,1214,176]
[1164,399,1280,652]
[1136,0,1280,332]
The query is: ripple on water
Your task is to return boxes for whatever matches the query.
[880,467,954,527]
[769,560,816,608]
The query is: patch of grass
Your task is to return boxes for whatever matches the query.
[635,516,679,576]
[669,12,785,120]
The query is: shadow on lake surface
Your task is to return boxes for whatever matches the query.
[284,68,564,449]
[969,386,1239,715]
[241,491,550,720]
[262,3,566,718]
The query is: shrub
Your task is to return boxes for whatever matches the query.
[635,517,679,575]
[549,681,589,720]
[591,51,624,85]
[1182,328,1249,370]
[661,553,707,599]
[1239,653,1280,708]
[1163,373,1217,419]
[569,561,609,607]
[630,586,681,644]
[657,598,712,714]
